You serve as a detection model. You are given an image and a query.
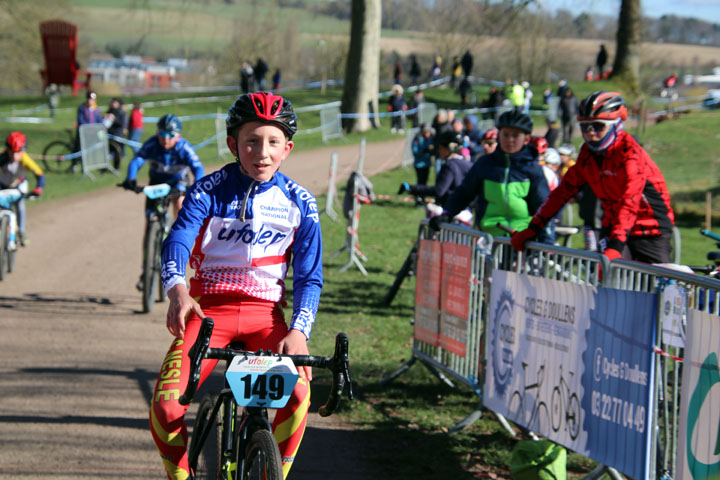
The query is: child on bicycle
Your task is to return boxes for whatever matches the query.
[150,92,322,480]
[431,110,551,240]
[121,114,204,217]
[0,132,45,246]
[511,91,675,263]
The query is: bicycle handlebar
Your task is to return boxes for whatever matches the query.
[179,317,353,417]
[700,229,720,243]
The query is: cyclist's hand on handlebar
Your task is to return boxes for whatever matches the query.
[166,283,204,339]
[278,329,312,381]
[120,178,137,191]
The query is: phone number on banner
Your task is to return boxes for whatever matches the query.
[590,390,646,433]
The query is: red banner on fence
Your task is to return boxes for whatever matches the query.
[414,239,441,345]
[439,242,472,356]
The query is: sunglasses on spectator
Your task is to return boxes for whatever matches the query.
[579,120,615,133]
[158,130,178,139]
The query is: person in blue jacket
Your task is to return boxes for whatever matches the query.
[121,113,204,217]
[431,110,551,240]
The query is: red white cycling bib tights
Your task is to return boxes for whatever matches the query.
[149,295,310,480]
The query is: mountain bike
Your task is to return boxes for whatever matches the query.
[0,189,37,281]
[120,182,176,313]
[181,317,353,480]
[688,229,720,278]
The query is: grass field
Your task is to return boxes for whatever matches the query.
[2,80,719,477]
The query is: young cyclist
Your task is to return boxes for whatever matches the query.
[121,114,204,217]
[0,132,45,245]
[431,110,550,240]
[511,91,675,263]
[149,92,322,480]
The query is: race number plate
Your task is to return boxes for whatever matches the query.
[143,183,171,199]
[225,356,299,408]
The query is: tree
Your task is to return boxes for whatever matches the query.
[611,0,641,93]
[341,0,381,133]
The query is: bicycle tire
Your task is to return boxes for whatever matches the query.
[382,247,416,306]
[508,390,523,424]
[532,401,551,436]
[567,393,581,440]
[155,224,167,304]
[142,221,160,313]
[42,141,74,173]
[189,394,221,480]
[0,215,8,281]
[550,387,562,432]
[242,429,283,480]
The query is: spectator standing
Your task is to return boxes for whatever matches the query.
[585,66,594,82]
[408,88,425,127]
[410,123,435,187]
[559,88,579,144]
[409,54,421,85]
[272,69,282,92]
[461,50,473,78]
[509,81,525,113]
[596,44,608,78]
[511,91,675,263]
[522,81,533,114]
[458,76,471,107]
[388,84,407,134]
[128,101,144,155]
[74,90,102,153]
[462,115,484,161]
[482,86,504,121]
[254,57,269,91]
[450,56,461,89]
[104,97,127,169]
[393,60,403,85]
[240,61,254,93]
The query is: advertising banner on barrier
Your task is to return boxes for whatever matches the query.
[439,242,472,356]
[677,308,720,480]
[485,270,656,479]
[414,239,441,346]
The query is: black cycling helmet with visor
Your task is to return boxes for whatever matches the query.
[157,114,183,135]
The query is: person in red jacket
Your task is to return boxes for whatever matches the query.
[511,91,674,264]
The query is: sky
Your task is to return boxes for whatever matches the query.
[539,0,720,21]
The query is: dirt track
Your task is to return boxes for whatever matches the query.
[0,138,406,479]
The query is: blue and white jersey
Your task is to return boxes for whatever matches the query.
[161,163,323,339]
[127,136,204,185]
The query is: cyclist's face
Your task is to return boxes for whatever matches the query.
[157,131,180,150]
[228,122,293,182]
[499,128,528,154]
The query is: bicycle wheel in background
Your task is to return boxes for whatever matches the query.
[242,429,283,480]
[41,141,74,173]
[0,215,8,280]
[189,394,221,480]
[142,221,161,313]
[155,227,167,304]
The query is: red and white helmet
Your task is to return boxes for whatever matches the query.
[6,132,27,153]
[226,91,297,138]
[529,136,549,155]
[577,91,627,122]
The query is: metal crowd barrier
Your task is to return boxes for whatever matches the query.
[389,218,720,479]
[606,260,720,479]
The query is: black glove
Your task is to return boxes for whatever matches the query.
[397,182,410,194]
[121,178,137,191]
[429,214,451,231]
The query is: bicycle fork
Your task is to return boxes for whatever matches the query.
[1,210,18,250]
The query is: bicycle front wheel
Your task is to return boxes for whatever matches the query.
[242,429,283,480]
[0,215,8,280]
[42,141,74,173]
[155,224,167,304]
[142,221,161,313]
[189,394,221,480]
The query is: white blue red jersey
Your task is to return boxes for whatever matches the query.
[161,163,323,339]
[126,136,204,186]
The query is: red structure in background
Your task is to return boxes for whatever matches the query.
[39,20,92,96]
